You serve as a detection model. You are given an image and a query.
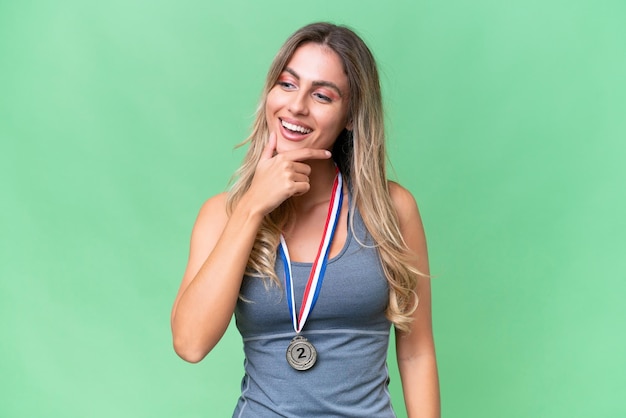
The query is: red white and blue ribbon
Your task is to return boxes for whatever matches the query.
[278,168,343,334]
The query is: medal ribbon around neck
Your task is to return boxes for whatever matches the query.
[278,167,343,334]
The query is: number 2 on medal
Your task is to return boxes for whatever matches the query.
[297,347,307,360]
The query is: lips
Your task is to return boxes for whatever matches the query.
[278,117,313,141]
[281,118,312,134]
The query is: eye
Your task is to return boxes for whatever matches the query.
[313,92,332,103]
[277,81,296,90]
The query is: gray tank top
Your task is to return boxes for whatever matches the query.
[233,200,395,417]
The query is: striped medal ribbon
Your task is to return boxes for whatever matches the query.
[278,167,343,371]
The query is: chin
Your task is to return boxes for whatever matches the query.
[275,140,300,155]
[276,135,309,152]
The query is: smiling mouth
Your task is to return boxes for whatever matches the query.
[280,118,312,134]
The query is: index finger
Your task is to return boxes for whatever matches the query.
[278,147,332,162]
[260,133,277,161]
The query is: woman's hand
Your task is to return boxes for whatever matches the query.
[244,133,332,215]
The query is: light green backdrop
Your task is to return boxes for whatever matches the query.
[1,0,624,417]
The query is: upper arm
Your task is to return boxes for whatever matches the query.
[388,182,435,356]
[171,192,230,323]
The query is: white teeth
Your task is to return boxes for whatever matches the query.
[281,119,312,134]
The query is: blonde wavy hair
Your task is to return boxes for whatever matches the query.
[226,22,422,332]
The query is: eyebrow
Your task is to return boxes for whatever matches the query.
[283,67,344,98]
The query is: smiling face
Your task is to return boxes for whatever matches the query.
[265,42,351,154]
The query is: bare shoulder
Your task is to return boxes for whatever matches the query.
[193,192,230,240]
[388,181,421,228]
[196,192,229,222]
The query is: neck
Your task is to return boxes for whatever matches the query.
[292,158,338,211]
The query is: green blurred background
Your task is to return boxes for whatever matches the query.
[1,0,624,417]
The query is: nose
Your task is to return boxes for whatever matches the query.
[288,91,309,116]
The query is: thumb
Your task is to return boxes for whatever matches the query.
[260,132,277,161]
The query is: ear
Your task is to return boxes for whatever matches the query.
[345,119,353,131]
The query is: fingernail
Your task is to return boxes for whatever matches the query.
[325,150,332,157]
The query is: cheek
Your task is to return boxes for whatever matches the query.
[321,111,348,133]
[265,88,285,112]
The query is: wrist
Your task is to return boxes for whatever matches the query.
[235,193,267,222]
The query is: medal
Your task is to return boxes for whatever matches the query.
[286,335,317,370]
[279,167,343,371]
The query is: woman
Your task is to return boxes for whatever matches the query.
[171,22,440,417]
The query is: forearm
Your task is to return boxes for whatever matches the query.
[398,352,440,418]
[172,196,264,362]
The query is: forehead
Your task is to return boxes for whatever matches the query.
[283,43,348,90]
